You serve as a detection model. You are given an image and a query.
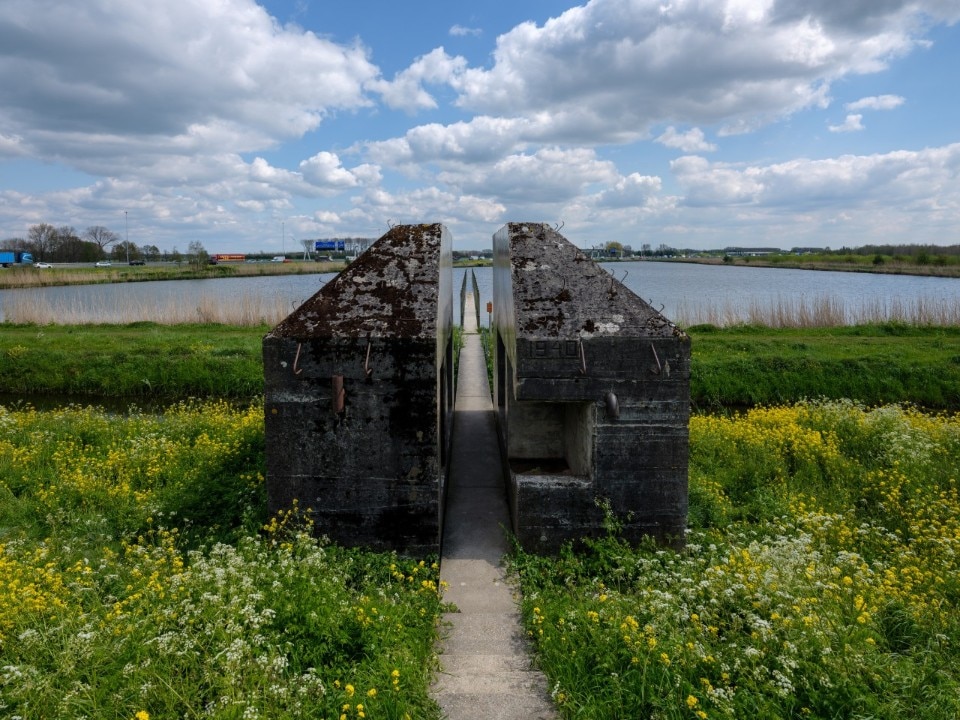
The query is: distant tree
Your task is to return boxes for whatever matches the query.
[53,235,100,263]
[110,241,138,262]
[142,244,161,262]
[641,243,652,256]
[84,226,120,252]
[0,237,25,251]
[604,241,624,257]
[170,247,182,265]
[187,241,209,270]
[27,223,57,260]
[47,226,82,262]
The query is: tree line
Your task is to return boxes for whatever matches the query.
[0,223,203,264]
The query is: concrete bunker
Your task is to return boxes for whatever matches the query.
[492,222,690,552]
[263,223,454,555]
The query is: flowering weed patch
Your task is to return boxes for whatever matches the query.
[511,401,960,719]
[0,402,444,719]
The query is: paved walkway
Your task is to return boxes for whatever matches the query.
[431,294,558,720]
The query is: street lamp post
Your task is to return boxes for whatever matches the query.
[125,211,129,264]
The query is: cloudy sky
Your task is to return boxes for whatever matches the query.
[1,0,958,253]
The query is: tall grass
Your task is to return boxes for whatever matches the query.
[3,293,291,325]
[6,289,958,327]
[674,293,960,328]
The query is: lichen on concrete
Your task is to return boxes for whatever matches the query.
[270,223,445,339]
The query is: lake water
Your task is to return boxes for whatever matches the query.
[1,262,958,326]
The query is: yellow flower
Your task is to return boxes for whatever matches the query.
[687,694,699,708]
[345,684,355,697]
[135,713,150,720]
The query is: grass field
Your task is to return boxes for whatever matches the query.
[688,323,960,411]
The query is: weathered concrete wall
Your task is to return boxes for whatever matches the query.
[263,224,453,555]
[492,222,690,552]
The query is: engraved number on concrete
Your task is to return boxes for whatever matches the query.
[531,340,579,358]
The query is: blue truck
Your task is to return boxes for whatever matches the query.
[0,250,34,267]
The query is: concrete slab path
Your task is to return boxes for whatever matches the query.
[431,293,558,720]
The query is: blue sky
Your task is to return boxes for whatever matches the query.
[1,0,959,253]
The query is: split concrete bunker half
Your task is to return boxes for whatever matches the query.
[262,222,689,555]
[492,223,690,552]
[263,224,454,555]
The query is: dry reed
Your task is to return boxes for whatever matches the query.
[3,289,959,327]
[1,292,291,326]
[673,293,960,328]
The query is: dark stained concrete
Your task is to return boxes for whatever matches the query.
[263,224,454,555]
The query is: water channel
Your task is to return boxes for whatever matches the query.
[1,262,957,326]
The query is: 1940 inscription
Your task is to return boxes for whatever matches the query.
[528,340,579,358]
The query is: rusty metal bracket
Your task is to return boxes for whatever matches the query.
[363,338,373,379]
[578,339,587,375]
[331,375,345,414]
[292,343,303,375]
[650,343,662,375]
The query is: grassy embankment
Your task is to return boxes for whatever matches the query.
[1,322,957,410]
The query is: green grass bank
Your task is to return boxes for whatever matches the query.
[688,322,960,411]
[2,322,958,410]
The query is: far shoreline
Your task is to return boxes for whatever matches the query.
[598,255,960,279]
[3,252,958,291]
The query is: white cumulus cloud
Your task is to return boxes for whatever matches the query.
[846,94,906,111]
[656,127,717,153]
[829,114,865,133]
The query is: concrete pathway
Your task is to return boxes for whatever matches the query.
[431,293,558,720]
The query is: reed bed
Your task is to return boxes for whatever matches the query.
[3,288,959,327]
[674,293,960,328]
[2,293,291,326]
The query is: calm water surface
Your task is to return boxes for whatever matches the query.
[1,262,957,325]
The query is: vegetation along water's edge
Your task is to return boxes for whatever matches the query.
[6,321,953,410]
